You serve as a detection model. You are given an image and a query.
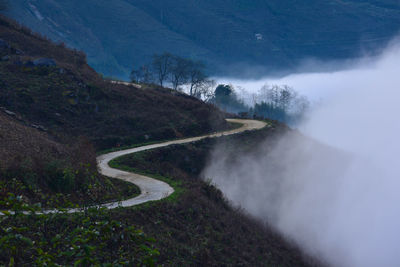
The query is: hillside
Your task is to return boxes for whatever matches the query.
[0,13,229,206]
[5,0,400,78]
[1,115,323,266]
[0,14,326,266]
[0,109,143,209]
[0,15,228,151]
[110,122,324,266]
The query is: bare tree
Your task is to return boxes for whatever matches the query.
[152,52,173,87]
[170,56,190,90]
[187,60,207,96]
[194,79,216,101]
[129,68,140,83]
[134,53,214,97]
[141,65,153,84]
[279,85,293,111]
[130,64,153,84]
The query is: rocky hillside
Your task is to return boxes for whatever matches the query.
[5,0,400,78]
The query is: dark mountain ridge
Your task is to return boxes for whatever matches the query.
[5,0,400,79]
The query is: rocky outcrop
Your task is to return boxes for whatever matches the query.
[33,58,57,66]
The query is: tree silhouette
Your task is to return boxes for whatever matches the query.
[187,60,206,96]
[170,56,190,90]
[152,52,173,87]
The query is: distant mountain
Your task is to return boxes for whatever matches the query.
[6,0,400,79]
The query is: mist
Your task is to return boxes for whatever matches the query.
[203,39,400,267]
[216,51,385,102]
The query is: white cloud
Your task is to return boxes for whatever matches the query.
[204,39,400,267]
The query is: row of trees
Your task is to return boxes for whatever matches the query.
[209,83,310,125]
[131,53,309,125]
[130,53,213,99]
[254,84,310,115]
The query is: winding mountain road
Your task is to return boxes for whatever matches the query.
[1,119,267,215]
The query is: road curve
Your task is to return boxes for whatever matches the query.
[0,119,267,215]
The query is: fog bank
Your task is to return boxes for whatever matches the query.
[217,52,384,102]
[204,39,400,267]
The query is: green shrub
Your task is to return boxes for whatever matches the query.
[0,199,159,266]
[44,160,75,193]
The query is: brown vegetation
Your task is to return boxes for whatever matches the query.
[0,112,67,170]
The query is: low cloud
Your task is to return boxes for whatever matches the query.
[204,39,400,267]
[216,43,392,102]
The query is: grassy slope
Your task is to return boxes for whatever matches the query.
[110,122,322,266]
[6,0,400,78]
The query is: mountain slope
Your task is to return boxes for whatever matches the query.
[0,15,228,150]
[0,15,321,266]
[111,122,322,266]
[0,12,231,207]
[0,111,67,170]
[6,0,400,78]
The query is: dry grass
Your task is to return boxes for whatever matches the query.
[0,112,67,170]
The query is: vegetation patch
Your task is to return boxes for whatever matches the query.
[110,158,184,204]
[0,202,159,266]
[0,113,140,209]
[0,168,140,210]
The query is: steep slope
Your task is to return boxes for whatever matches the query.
[0,106,142,208]
[5,0,400,78]
[111,122,322,266]
[0,15,228,150]
[0,111,67,170]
